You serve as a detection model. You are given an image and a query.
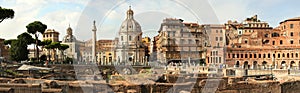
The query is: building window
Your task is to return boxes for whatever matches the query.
[259,54,261,58]
[282,53,285,58]
[268,53,270,58]
[296,53,299,58]
[278,54,280,58]
[237,53,240,58]
[216,30,218,33]
[189,39,192,44]
[292,53,294,58]
[263,54,266,58]
[291,32,294,36]
[287,53,290,58]
[232,54,235,58]
[280,40,283,45]
[245,54,248,58]
[129,35,132,41]
[272,41,275,45]
[254,54,257,58]
[208,57,210,63]
[173,32,175,37]
[245,40,248,44]
[290,40,294,44]
[216,37,218,41]
[228,53,230,58]
[220,37,223,41]
[241,54,244,58]
[250,54,252,58]
[219,57,221,63]
[220,30,223,33]
[290,24,294,29]
[121,36,123,41]
[180,39,184,44]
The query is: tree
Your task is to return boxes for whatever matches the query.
[46,42,60,64]
[0,6,14,23]
[58,44,69,63]
[4,39,17,45]
[9,40,28,62]
[42,40,52,62]
[41,40,52,46]
[26,21,47,62]
[17,32,34,45]
[44,44,54,63]
[8,32,35,62]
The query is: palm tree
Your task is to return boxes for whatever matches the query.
[58,44,69,64]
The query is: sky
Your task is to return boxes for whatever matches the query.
[1,0,300,41]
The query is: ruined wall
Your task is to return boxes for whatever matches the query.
[281,81,300,93]
[0,83,41,93]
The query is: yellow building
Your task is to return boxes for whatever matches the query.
[96,40,116,65]
[42,29,60,61]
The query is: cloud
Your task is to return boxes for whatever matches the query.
[0,0,87,40]
[2,0,300,42]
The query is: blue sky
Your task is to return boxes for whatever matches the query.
[1,0,300,41]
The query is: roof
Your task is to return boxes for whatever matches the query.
[280,17,300,24]
[17,65,52,71]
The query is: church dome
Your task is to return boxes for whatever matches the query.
[62,25,77,43]
[119,6,142,32]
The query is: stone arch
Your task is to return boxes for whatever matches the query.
[253,61,258,69]
[281,61,286,69]
[243,61,249,69]
[299,61,300,70]
[262,61,267,69]
[235,61,240,68]
[290,61,296,69]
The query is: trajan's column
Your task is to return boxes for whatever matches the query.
[92,21,97,63]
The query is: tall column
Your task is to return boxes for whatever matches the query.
[92,20,97,63]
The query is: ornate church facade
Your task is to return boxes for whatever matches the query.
[61,26,82,63]
[115,6,146,65]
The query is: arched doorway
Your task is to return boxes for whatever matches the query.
[281,61,286,69]
[262,61,267,69]
[244,61,249,69]
[290,61,295,69]
[253,61,258,69]
[235,61,240,68]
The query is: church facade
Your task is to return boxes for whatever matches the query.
[115,7,146,65]
[61,26,82,63]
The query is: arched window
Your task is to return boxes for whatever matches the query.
[272,33,280,37]
[129,35,132,41]
[236,61,240,68]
